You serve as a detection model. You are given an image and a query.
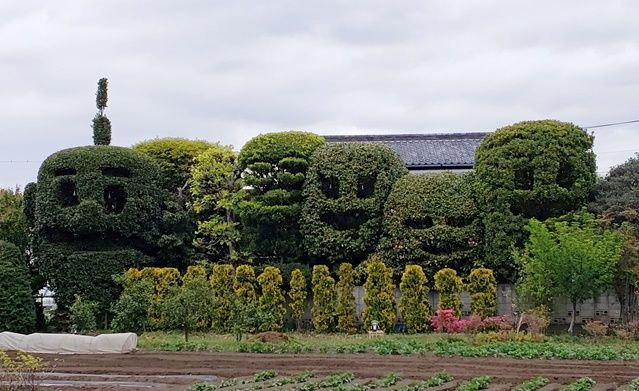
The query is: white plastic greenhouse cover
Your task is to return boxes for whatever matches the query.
[0,332,137,354]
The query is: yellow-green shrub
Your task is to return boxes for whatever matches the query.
[399,265,431,333]
[234,264,257,305]
[434,268,463,317]
[210,264,235,332]
[311,265,336,332]
[336,263,358,334]
[257,266,286,331]
[363,257,396,332]
[288,268,307,330]
[124,267,181,329]
[467,268,497,317]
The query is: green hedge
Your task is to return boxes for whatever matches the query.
[237,131,325,263]
[301,143,407,264]
[378,172,481,278]
[0,241,35,333]
[475,120,596,281]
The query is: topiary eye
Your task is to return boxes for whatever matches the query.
[58,177,79,207]
[514,167,534,190]
[356,174,376,198]
[320,174,339,199]
[104,185,127,213]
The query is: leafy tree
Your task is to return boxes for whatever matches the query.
[378,172,481,279]
[92,78,112,145]
[516,211,623,332]
[134,138,219,264]
[336,263,358,334]
[311,265,336,332]
[190,146,240,260]
[288,268,307,330]
[0,187,29,256]
[399,265,431,333]
[362,256,396,332]
[0,240,35,333]
[161,266,213,341]
[302,143,407,265]
[590,154,639,322]
[70,295,98,333]
[209,264,235,332]
[257,266,286,331]
[111,275,154,333]
[467,268,497,317]
[433,268,463,317]
[475,120,597,281]
[237,131,324,263]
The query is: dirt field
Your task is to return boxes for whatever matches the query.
[34,351,639,390]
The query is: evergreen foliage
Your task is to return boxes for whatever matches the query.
[190,146,240,260]
[234,264,257,305]
[209,264,235,332]
[302,143,408,264]
[475,120,596,281]
[336,263,358,334]
[399,264,431,333]
[125,267,181,329]
[362,256,396,332]
[288,268,307,330]
[467,268,497,317]
[237,131,325,263]
[378,172,481,279]
[434,268,463,317]
[0,240,35,333]
[0,187,29,257]
[92,78,112,146]
[311,265,336,332]
[257,266,286,331]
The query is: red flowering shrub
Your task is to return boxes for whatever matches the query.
[431,309,457,332]
[431,309,513,334]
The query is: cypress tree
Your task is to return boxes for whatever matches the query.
[288,269,307,330]
[399,265,431,333]
[0,240,36,333]
[363,257,396,332]
[434,268,463,317]
[92,77,112,145]
[311,265,336,333]
[257,266,286,331]
[336,263,358,334]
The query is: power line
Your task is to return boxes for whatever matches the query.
[584,119,639,129]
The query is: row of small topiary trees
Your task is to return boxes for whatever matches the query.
[105,260,497,338]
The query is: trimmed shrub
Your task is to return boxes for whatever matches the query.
[362,256,396,332]
[237,131,325,263]
[0,187,30,256]
[32,146,163,316]
[301,143,408,265]
[399,265,431,333]
[69,295,98,333]
[257,266,286,331]
[475,120,597,281]
[336,263,358,334]
[234,264,257,305]
[92,78,111,146]
[378,172,481,279]
[311,265,336,332]
[210,264,235,332]
[434,268,463,317]
[130,267,181,329]
[288,268,307,330]
[468,268,497,317]
[0,241,35,333]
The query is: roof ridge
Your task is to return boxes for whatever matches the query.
[324,132,489,142]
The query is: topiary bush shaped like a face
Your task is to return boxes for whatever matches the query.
[474,120,596,281]
[31,146,163,313]
[301,143,407,264]
[35,146,163,246]
[378,172,481,278]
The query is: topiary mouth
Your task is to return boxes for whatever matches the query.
[321,210,369,231]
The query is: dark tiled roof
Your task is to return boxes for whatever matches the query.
[324,132,489,170]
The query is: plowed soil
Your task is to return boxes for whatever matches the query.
[35,352,639,390]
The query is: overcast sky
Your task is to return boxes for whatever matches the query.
[1,1,638,188]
